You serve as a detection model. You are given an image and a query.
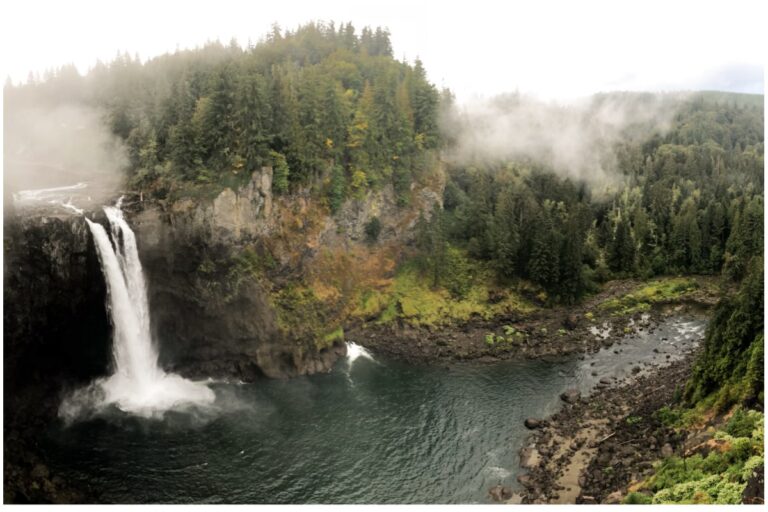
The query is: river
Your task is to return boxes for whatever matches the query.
[44,315,705,503]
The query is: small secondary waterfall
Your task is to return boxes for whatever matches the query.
[60,200,214,419]
[346,342,375,363]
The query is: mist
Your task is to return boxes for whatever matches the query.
[3,91,128,213]
[441,91,687,187]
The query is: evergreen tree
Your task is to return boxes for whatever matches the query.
[608,216,635,274]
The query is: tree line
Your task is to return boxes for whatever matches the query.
[5,22,441,209]
[417,95,763,304]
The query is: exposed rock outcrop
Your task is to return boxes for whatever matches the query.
[4,208,111,503]
[127,167,443,380]
[4,210,112,404]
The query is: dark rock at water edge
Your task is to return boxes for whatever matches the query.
[524,418,545,429]
[488,485,512,502]
[560,388,581,404]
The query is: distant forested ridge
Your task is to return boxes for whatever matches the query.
[5,22,441,209]
[423,93,763,306]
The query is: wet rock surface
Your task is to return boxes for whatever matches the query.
[515,352,700,504]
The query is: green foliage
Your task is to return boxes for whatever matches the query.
[320,327,344,348]
[651,475,745,504]
[193,246,275,303]
[272,284,342,349]
[270,150,290,194]
[608,216,635,274]
[438,95,762,303]
[352,259,535,329]
[656,406,684,427]
[641,411,764,504]
[726,408,762,438]
[686,257,763,407]
[598,277,701,316]
[364,216,382,243]
[7,22,440,203]
[443,246,473,299]
[623,492,653,504]
[328,164,346,213]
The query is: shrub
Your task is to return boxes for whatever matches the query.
[364,216,382,243]
[726,408,761,438]
[443,246,473,299]
[656,406,683,427]
[624,492,652,504]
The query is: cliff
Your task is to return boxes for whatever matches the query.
[129,166,443,380]
[4,164,443,396]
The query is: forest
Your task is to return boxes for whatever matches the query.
[6,22,440,210]
[5,23,763,408]
[3,21,764,505]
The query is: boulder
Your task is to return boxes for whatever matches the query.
[560,388,581,404]
[517,474,534,488]
[563,314,579,330]
[604,490,624,504]
[524,418,544,429]
[30,464,50,480]
[488,485,513,502]
[520,447,539,469]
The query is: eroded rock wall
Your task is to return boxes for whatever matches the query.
[128,166,443,380]
[3,211,111,424]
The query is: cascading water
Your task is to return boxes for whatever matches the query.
[346,342,375,364]
[60,199,215,420]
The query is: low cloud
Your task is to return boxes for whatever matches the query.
[4,94,127,212]
[441,92,686,187]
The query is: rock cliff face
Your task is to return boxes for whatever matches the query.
[4,164,443,388]
[3,209,111,425]
[127,165,443,380]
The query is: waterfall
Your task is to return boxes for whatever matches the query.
[346,342,375,364]
[60,200,214,420]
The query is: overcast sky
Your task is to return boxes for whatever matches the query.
[1,0,765,101]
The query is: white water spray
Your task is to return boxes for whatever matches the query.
[346,342,375,364]
[60,200,214,420]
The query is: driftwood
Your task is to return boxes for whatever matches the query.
[596,432,616,444]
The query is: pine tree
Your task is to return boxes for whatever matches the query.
[608,216,635,274]
[270,150,290,194]
[528,211,560,295]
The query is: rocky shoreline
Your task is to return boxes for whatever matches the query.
[349,279,717,366]
[509,353,699,504]
[502,340,762,506]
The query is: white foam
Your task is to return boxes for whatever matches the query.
[347,342,375,363]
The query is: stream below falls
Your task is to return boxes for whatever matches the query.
[44,315,706,504]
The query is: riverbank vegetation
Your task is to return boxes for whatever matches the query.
[624,408,764,504]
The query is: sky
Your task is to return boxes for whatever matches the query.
[0,0,765,101]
